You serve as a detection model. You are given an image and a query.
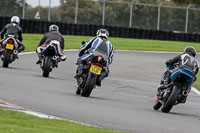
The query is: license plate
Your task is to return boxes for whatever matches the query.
[90,64,102,75]
[6,43,14,50]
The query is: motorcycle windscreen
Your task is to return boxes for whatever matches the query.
[93,40,109,62]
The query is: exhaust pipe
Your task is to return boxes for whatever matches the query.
[52,56,57,61]
[13,50,18,55]
[182,91,188,96]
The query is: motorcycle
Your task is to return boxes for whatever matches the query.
[1,35,19,68]
[40,40,61,77]
[153,64,194,113]
[76,42,108,97]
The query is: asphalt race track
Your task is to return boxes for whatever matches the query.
[0,51,200,133]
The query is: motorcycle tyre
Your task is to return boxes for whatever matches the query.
[42,56,52,77]
[153,98,162,110]
[81,72,97,97]
[3,50,10,68]
[161,85,181,113]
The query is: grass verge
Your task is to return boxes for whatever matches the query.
[0,109,126,133]
[23,33,200,52]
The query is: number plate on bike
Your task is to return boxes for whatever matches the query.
[90,65,102,75]
[6,43,14,50]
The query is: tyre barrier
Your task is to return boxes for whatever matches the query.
[0,16,200,43]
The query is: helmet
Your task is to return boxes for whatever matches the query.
[49,24,59,32]
[11,16,20,25]
[184,46,196,57]
[96,29,109,39]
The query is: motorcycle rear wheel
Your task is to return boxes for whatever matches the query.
[3,50,10,68]
[42,56,52,77]
[81,72,97,97]
[161,85,181,113]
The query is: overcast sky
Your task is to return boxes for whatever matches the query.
[26,0,60,7]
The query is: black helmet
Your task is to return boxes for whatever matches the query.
[184,46,196,57]
[96,29,109,39]
[49,24,59,32]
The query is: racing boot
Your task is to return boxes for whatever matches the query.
[58,55,66,62]
[157,79,169,91]
[17,45,25,53]
[74,64,84,79]
[96,71,108,86]
[157,71,170,91]
[36,53,43,64]
[76,87,81,95]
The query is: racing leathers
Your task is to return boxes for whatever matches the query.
[158,53,199,90]
[75,36,114,86]
[0,23,25,54]
[36,31,66,64]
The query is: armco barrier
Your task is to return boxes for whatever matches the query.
[0,16,200,43]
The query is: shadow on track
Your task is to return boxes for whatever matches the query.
[31,74,67,81]
[0,66,30,71]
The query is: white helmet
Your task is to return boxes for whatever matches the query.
[11,16,20,25]
[49,24,59,32]
[96,29,109,39]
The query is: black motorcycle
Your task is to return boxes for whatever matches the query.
[76,43,108,97]
[1,35,19,68]
[40,41,61,77]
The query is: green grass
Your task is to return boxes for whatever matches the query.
[23,33,200,52]
[193,72,200,89]
[0,109,126,133]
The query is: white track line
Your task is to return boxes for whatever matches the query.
[0,99,94,127]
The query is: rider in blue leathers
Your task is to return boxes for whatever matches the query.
[158,46,199,92]
[74,29,114,86]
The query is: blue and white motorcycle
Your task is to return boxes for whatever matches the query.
[40,41,60,77]
[153,64,194,113]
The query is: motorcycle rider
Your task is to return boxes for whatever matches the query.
[158,46,199,92]
[74,29,114,87]
[0,16,25,54]
[36,24,66,64]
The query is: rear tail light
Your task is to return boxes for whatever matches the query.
[98,56,102,62]
[8,39,14,44]
[103,67,106,70]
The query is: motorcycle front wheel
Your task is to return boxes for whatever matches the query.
[153,98,162,110]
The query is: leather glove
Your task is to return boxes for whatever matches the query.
[165,59,172,66]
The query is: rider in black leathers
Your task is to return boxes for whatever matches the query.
[0,16,25,54]
[36,24,66,64]
[158,46,199,91]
